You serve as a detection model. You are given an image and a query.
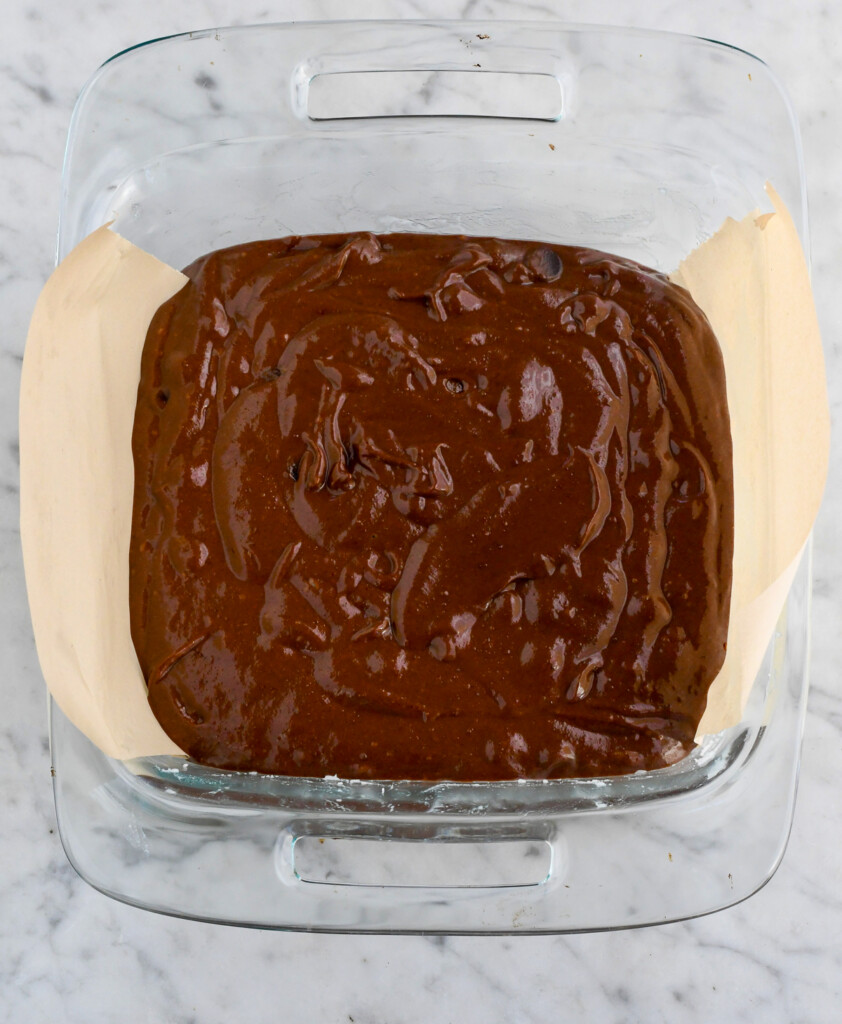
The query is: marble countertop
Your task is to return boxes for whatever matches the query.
[2,0,840,1020]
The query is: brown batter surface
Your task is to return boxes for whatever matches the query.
[130,232,733,779]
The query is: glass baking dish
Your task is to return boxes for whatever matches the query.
[49,20,812,932]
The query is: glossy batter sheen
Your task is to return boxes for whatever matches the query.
[130,232,733,780]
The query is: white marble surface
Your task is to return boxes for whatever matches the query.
[2,0,840,1020]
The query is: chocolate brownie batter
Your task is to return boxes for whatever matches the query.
[130,232,733,779]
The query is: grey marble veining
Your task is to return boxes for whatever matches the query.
[2,0,841,1021]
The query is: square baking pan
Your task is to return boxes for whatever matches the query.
[49,20,811,931]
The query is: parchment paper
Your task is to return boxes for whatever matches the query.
[673,184,829,735]
[19,186,830,760]
[19,227,187,758]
